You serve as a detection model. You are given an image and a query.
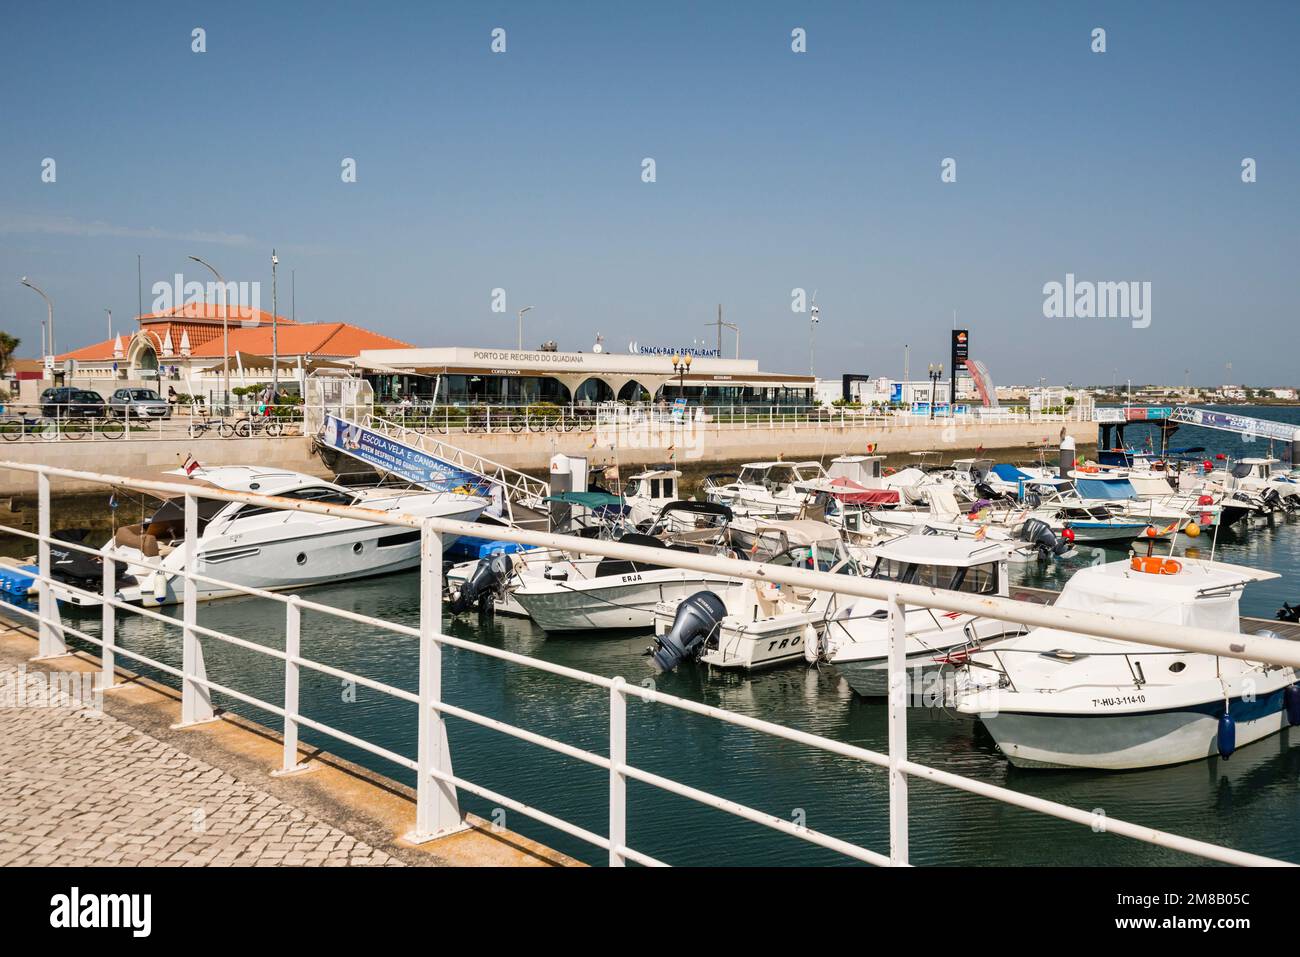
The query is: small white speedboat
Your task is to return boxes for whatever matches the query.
[953,555,1296,770]
[650,520,852,671]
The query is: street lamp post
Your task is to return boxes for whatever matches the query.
[671,353,692,403]
[516,306,534,351]
[927,362,944,420]
[188,256,229,411]
[271,251,279,398]
[19,278,54,372]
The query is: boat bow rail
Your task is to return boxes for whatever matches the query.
[2,459,1297,868]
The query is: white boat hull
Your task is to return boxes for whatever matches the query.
[976,688,1292,770]
[514,573,743,631]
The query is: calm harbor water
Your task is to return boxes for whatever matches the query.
[8,406,1300,865]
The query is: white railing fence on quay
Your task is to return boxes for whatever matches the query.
[0,402,306,442]
[356,402,1092,437]
[0,461,1292,867]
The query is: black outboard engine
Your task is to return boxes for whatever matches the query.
[651,591,727,672]
[1018,517,1073,559]
[1262,488,1283,512]
[1278,602,1300,624]
[449,552,514,615]
[973,481,1003,502]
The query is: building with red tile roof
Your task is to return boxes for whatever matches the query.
[53,304,411,387]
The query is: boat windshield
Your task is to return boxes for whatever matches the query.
[738,466,769,485]
[230,485,358,519]
[765,540,849,572]
[1230,462,1254,479]
[869,558,999,594]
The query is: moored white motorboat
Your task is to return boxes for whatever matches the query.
[816,535,1027,696]
[650,520,852,671]
[952,555,1295,770]
[103,467,489,606]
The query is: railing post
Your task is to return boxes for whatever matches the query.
[887,590,909,865]
[34,470,68,658]
[274,596,312,774]
[609,676,627,866]
[175,492,214,726]
[407,518,465,843]
[100,554,116,686]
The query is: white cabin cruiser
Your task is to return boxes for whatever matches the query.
[953,556,1294,770]
[622,466,683,529]
[106,467,489,606]
[650,520,854,671]
[816,535,1027,696]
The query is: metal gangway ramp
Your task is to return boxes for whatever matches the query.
[320,413,551,528]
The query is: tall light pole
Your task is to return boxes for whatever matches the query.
[188,255,229,411]
[927,363,944,419]
[271,250,279,397]
[19,277,54,367]
[105,308,112,340]
[671,353,693,402]
[809,297,819,378]
[516,305,533,350]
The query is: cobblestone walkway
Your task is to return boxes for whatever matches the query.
[0,665,403,866]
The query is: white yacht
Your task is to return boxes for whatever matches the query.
[106,467,489,606]
[953,556,1294,770]
[816,535,1027,696]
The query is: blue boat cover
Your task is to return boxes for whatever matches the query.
[991,464,1032,482]
[1074,477,1137,500]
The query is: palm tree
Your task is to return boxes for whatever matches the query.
[0,332,20,375]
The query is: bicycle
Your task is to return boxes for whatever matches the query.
[0,416,59,441]
[234,414,284,438]
[188,417,236,439]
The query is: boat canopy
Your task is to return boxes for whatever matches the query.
[1074,477,1138,501]
[752,519,842,547]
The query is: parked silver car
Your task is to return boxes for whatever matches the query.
[108,388,172,419]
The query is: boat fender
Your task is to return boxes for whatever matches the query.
[1285,685,1300,727]
[803,623,822,665]
[151,570,168,601]
[1217,712,1236,760]
[651,591,727,672]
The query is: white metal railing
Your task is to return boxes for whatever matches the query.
[1,460,1295,867]
[360,402,1092,436]
[0,402,306,442]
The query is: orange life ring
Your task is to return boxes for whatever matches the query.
[1130,555,1182,575]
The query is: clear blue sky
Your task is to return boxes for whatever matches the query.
[1,1,1296,386]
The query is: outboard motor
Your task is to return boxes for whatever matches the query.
[1018,517,1073,559]
[1277,602,1300,623]
[651,591,727,672]
[449,552,514,615]
[973,481,1004,502]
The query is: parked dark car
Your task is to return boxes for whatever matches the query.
[39,387,107,418]
[107,388,172,419]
